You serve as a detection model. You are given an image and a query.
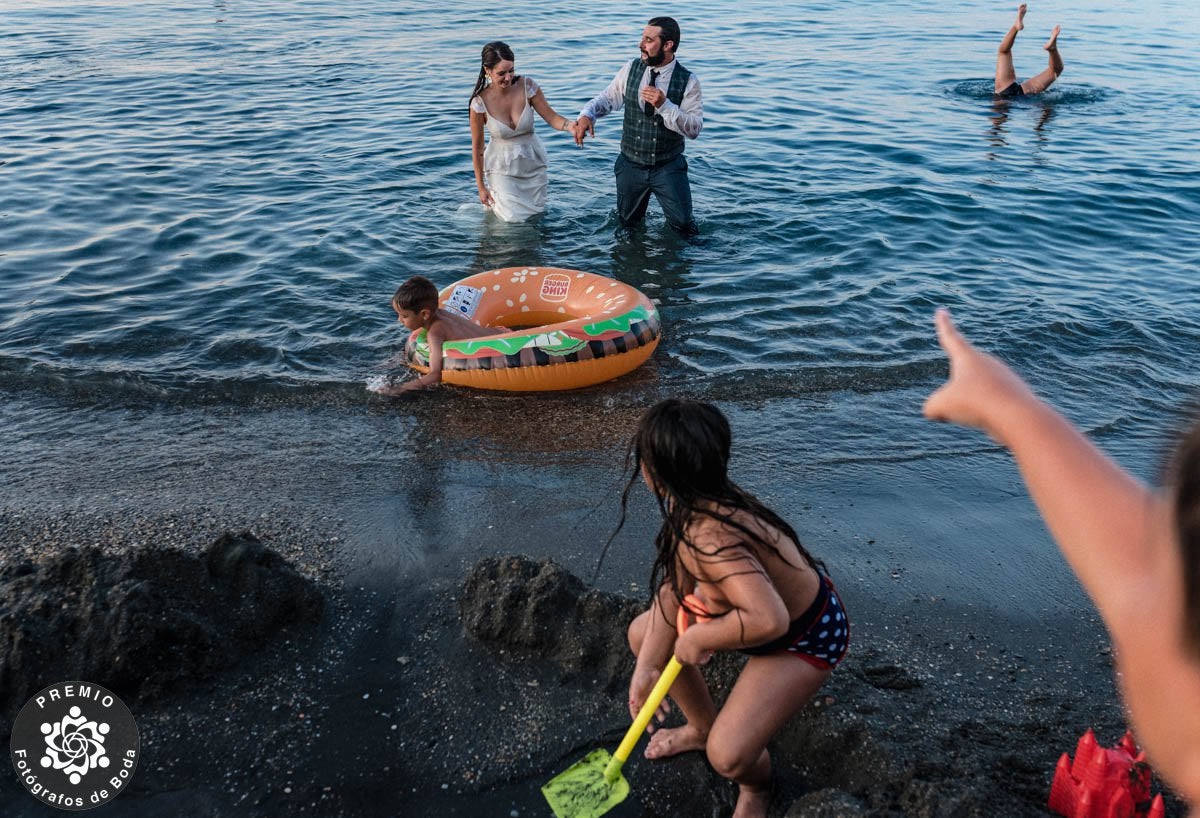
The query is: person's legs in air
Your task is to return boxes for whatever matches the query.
[995,4,1026,94]
[1021,25,1062,94]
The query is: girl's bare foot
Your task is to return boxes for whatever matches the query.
[1044,25,1060,50]
[643,724,707,759]
[1015,4,1027,30]
[732,784,770,818]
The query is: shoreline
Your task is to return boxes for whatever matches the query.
[0,398,1186,816]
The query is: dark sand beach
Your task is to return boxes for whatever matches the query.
[4,0,1199,813]
[0,395,1187,817]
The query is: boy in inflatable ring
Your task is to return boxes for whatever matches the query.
[374,275,498,394]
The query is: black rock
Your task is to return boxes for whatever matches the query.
[0,530,322,720]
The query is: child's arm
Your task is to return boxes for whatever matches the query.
[925,309,1200,800]
[389,326,446,393]
[673,548,791,665]
[629,583,682,721]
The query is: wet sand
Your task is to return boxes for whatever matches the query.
[0,397,1187,816]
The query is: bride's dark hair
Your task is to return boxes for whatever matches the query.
[469,41,517,105]
[602,399,822,633]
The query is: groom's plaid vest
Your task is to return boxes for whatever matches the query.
[619,59,691,166]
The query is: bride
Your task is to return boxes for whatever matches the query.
[469,42,578,223]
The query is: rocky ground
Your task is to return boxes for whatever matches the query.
[0,507,1187,817]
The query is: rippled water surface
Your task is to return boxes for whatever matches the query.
[2,0,1199,466]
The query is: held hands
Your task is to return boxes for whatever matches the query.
[922,309,1039,442]
[572,116,594,147]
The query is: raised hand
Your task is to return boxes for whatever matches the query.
[922,309,1039,441]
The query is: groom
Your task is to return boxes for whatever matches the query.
[574,16,703,236]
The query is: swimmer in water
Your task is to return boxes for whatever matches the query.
[995,5,1063,98]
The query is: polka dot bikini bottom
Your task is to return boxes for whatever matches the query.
[739,574,849,670]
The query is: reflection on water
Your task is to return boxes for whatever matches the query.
[1030,103,1057,160]
[396,389,650,463]
[467,212,555,274]
[987,97,1057,157]
[607,231,696,301]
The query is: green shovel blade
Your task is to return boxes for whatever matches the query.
[541,748,630,818]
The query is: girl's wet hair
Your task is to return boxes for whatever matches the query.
[600,399,822,637]
[469,41,517,106]
[1170,418,1200,657]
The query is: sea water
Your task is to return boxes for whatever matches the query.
[1,0,1198,568]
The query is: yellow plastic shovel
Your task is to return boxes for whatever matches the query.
[541,595,708,818]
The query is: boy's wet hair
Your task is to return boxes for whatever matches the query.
[1171,419,1200,656]
[393,276,439,313]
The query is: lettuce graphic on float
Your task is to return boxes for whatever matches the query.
[519,330,588,356]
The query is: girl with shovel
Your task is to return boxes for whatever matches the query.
[620,398,849,818]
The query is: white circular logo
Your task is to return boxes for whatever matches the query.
[10,682,140,810]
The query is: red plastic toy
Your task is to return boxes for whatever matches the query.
[1048,729,1165,818]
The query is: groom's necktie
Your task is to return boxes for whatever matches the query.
[644,70,659,117]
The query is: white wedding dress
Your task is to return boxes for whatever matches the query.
[471,78,548,223]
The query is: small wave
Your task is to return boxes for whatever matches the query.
[0,358,370,410]
[453,202,489,223]
[654,357,951,403]
[0,347,943,412]
[364,373,397,394]
[946,79,1112,106]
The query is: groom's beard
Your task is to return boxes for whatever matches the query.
[641,50,666,66]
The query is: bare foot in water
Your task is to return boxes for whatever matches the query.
[1044,25,1060,50]
[643,724,707,759]
[732,785,770,818]
[1015,4,1027,31]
